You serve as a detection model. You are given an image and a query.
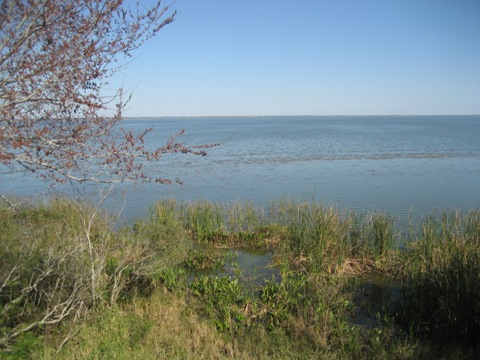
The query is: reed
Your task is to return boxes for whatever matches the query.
[363,212,397,260]
[269,200,348,272]
[267,200,398,274]
[224,201,263,233]
[400,210,480,345]
[180,201,273,247]
[132,200,190,273]
[464,210,480,245]
[181,201,226,242]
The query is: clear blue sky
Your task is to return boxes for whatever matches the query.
[116,0,480,117]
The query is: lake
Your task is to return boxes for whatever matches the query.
[2,115,480,227]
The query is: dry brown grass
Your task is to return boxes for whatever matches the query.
[128,289,229,359]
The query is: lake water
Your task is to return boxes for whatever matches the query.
[2,115,480,227]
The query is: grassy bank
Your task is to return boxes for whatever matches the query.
[1,199,479,358]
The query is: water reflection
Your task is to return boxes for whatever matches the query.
[186,247,280,289]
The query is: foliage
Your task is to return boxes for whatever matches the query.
[3,199,480,358]
[0,199,100,349]
[0,198,188,351]
[131,201,189,275]
[189,275,245,333]
[181,201,274,248]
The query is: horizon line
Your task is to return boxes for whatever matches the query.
[122,114,480,119]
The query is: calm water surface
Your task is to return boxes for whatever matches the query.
[2,116,480,226]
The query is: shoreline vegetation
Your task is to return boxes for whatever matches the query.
[1,198,480,359]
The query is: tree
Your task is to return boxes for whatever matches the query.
[0,0,216,203]
[1,2,218,349]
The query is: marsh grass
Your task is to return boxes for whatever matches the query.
[130,200,189,275]
[267,201,399,274]
[180,199,399,272]
[398,210,480,345]
[2,199,480,358]
[181,201,226,242]
[181,200,277,249]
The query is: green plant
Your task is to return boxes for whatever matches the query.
[183,249,224,270]
[225,201,263,233]
[399,210,480,345]
[259,271,305,330]
[156,267,187,292]
[0,198,192,350]
[182,201,226,242]
[0,199,109,350]
[189,275,245,333]
[367,212,397,260]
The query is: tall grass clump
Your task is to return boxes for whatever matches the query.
[400,210,480,345]
[181,201,226,242]
[271,200,352,273]
[131,200,189,274]
[269,200,398,274]
[224,201,263,233]
[112,200,190,301]
[362,212,397,260]
[181,201,272,248]
[222,201,269,248]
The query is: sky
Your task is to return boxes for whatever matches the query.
[115,0,480,117]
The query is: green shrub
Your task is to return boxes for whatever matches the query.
[0,198,191,350]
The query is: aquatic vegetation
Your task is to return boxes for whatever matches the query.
[183,248,225,270]
[189,275,246,333]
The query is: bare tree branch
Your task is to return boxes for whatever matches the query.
[0,0,218,202]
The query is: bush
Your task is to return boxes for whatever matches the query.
[0,199,189,351]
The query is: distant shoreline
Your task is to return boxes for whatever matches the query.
[122,114,480,120]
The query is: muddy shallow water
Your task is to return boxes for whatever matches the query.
[187,248,280,287]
